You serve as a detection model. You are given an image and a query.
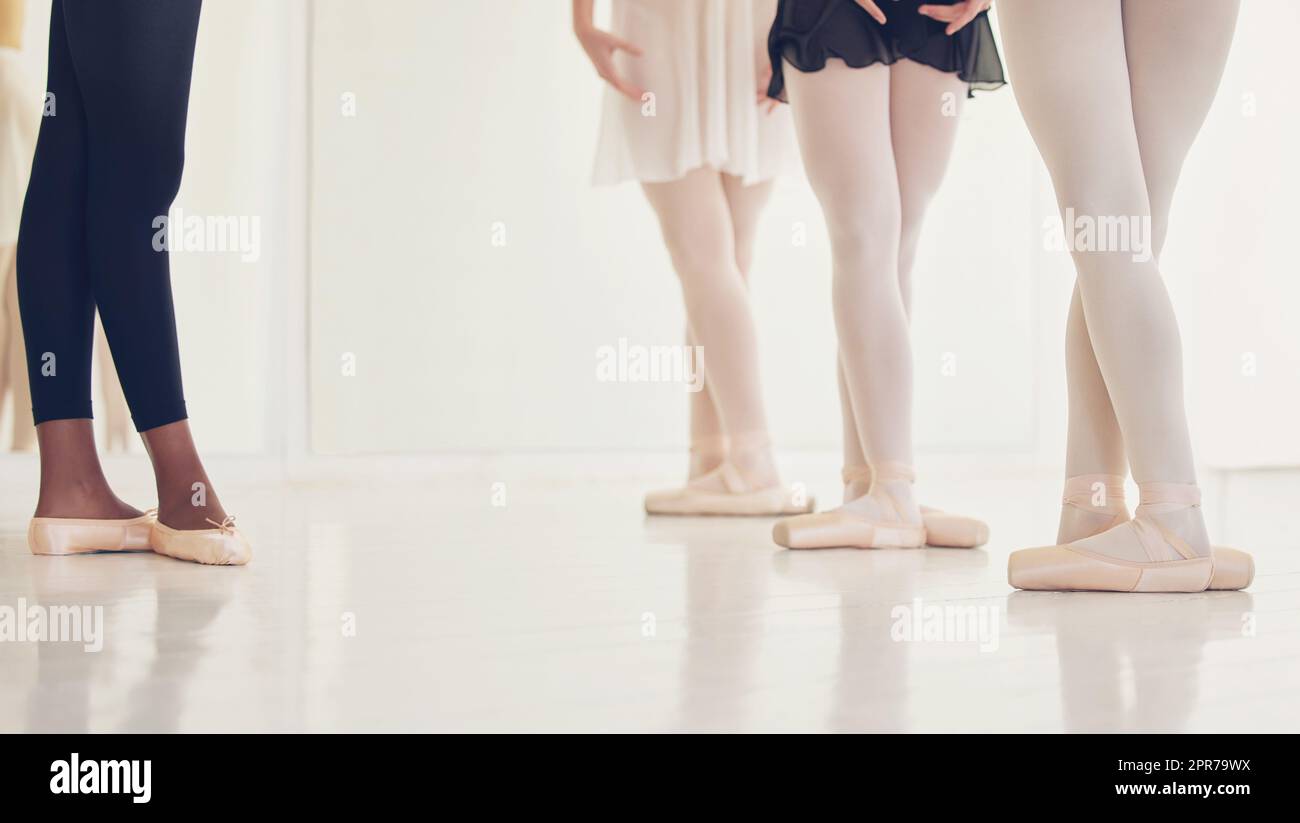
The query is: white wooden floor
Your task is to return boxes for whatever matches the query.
[0,453,1296,733]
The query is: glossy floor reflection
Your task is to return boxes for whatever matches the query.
[1,454,1296,732]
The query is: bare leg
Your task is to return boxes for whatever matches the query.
[642,166,777,489]
[686,175,775,479]
[143,420,228,530]
[33,419,140,519]
[1000,0,1210,562]
[1057,0,1239,543]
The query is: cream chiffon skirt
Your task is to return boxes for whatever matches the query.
[592,0,796,186]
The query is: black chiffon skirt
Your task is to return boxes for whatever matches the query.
[768,0,1006,101]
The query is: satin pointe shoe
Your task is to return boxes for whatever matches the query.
[835,465,988,548]
[151,515,252,566]
[919,505,990,548]
[644,461,814,516]
[28,509,156,555]
[1010,481,1222,592]
[773,462,926,549]
[1052,473,1253,591]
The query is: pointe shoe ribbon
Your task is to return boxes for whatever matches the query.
[689,434,728,460]
[1132,483,1200,563]
[1055,474,1252,590]
[869,461,915,522]
[841,464,872,490]
[774,461,926,549]
[1062,473,1126,510]
[1010,480,1213,592]
[841,464,988,548]
[688,434,729,477]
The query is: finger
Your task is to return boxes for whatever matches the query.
[594,47,644,100]
[609,73,644,102]
[611,35,644,58]
[947,7,980,35]
[918,4,961,22]
[855,0,887,25]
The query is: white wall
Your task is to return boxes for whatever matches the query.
[195,0,1300,468]
[309,0,1040,456]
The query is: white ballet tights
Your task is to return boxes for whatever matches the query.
[785,58,966,523]
[642,167,778,489]
[999,0,1240,558]
[676,173,776,480]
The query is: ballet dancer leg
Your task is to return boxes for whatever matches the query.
[685,175,775,480]
[889,58,988,547]
[890,60,964,323]
[832,58,988,548]
[774,60,924,549]
[16,0,145,532]
[21,0,247,563]
[1000,0,1221,591]
[1054,0,1250,588]
[1057,288,1131,542]
[641,167,807,515]
[685,323,726,479]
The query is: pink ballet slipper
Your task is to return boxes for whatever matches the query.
[28,510,155,556]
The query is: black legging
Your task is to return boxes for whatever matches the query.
[17,0,202,432]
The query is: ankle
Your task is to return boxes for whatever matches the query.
[1134,481,1211,557]
[34,478,141,519]
[1058,473,1130,543]
[1057,505,1127,545]
[841,464,872,503]
[1063,473,1127,512]
[842,461,921,524]
[156,499,229,530]
[154,469,228,529]
[728,432,778,488]
[877,478,921,523]
[688,435,728,480]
